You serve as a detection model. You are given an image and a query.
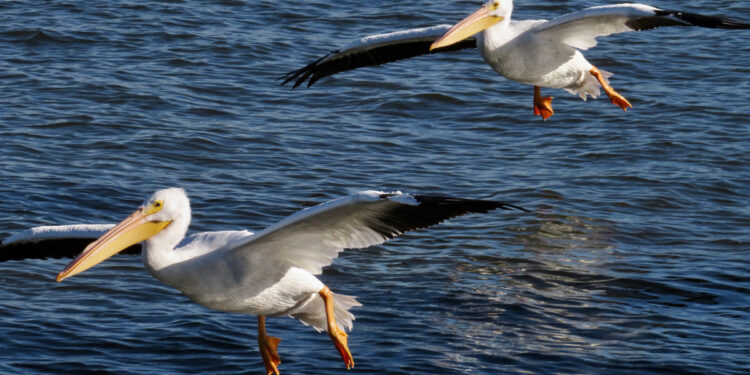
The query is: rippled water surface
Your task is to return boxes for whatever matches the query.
[1,0,749,374]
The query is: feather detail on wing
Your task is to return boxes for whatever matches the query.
[280,25,477,88]
[0,224,141,261]
[231,190,527,275]
[534,3,750,50]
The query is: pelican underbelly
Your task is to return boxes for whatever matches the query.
[191,266,324,316]
[481,31,593,90]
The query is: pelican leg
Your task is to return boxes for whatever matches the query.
[533,86,554,121]
[590,66,632,111]
[257,316,282,375]
[319,286,354,369]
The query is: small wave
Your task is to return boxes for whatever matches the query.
[1,29,95,45]
[184,107,235,116]
[34,115,95,129]
[166,58,208,67]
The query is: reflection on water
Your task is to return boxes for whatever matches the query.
[443,207,741,374]
[518,211,617,253]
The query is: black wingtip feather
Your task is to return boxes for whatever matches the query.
[279,39,477,88]
[0,238,141,262]
[674,11,750,29]
[414,195,530,213]
[278,53,333,88]
[651,10,750,29]
[365,194,528,241]
[627,10,750,31]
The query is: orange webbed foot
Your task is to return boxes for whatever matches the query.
[257,316,282,375]
[319,286,355,369]
[328,324,354,369]
[609,93,632,111]
[534,96,554,120]
[589,66,633,112]
[533,86,554,121]
[258,334,282,375]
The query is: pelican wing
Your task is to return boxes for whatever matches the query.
[281,25,477,88]
[0,224,141,261]
[533,3,750,50]
[232,191,526,275]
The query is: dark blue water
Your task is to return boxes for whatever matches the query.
[1,0,749,374]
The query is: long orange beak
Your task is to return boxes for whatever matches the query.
[57,207,170,282]
[430,5,504,50]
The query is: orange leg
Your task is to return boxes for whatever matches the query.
[257,316,282,375]
[319,286,354,369]
[589,66,632,111]
[533,86,554,121]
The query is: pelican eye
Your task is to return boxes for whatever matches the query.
[151,200,164,212]
[491,1,500,10]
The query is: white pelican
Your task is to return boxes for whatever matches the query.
[1,188,526,374]
[282,1,750,120]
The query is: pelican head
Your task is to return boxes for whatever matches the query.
[430,0,510,50]
[57,188,191,282]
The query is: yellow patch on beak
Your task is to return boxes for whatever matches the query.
[431,6,504,50]
[57,208,170,282]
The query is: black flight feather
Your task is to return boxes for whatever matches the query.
[0,238,141,262]
[627,10,750,31]
[365,194,528,240]
[280,39,476,88]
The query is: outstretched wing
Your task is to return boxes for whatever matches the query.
[281,25,477,88]
[533,3,750,50]
[232,190,527,275]
[0,224,141,261]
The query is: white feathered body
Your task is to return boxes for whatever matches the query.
[479,18,607,100]
[141,228,354,332]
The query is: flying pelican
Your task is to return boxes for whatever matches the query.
[1,188,527,374]
[282,1,750,120]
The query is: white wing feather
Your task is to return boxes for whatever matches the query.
[533,3,660,50]
[225,190,517,276]
[334,25,456,58]
[231,190,414,275]
[2,224,114,245]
